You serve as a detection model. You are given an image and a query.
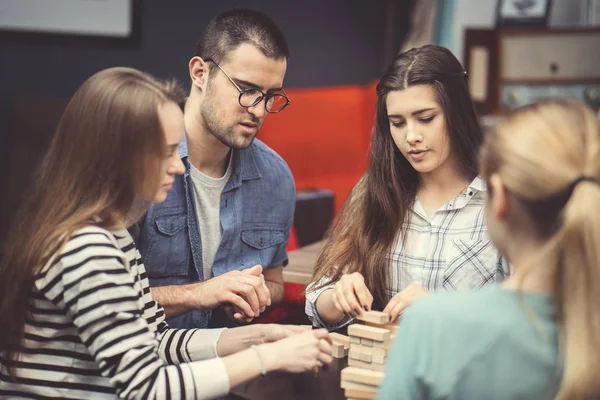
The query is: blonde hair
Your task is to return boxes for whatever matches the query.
[480,98,600,399]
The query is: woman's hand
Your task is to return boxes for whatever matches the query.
[259,329,333,373]
[331,272,374,317]
[260,324,312,343]
[383,284,429,323]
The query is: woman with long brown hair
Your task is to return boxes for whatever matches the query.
[306,45,508,328]
[380,98,600,399]
[0,67,332,399]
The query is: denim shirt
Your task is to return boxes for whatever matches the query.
[138,136,295,329]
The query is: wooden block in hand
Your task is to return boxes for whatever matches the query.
[341,366,385,386]
[348,357,386,372]
[348,324,390,342]
[329,332,350,348]
[355,310,390,324]
[331,342,347,358]
[364,320,398,335]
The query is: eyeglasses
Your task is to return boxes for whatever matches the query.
[205,59,290,113]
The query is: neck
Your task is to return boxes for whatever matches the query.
[184,98,231,178]
[418,158,471,196]
[501,235,555,294]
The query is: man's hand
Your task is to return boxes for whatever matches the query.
[196,265,271,320]
[216,265,271,323]
[382,284,429,323]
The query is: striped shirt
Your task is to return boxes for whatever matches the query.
[306,176,510,329]
[0,226,230,399]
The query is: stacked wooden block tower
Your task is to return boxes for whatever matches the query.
[330,310,397,400]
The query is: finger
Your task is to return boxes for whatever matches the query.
[317,351,333,366]
[261,274,272,307]
[234,282,260,315]
[318,338,332,355]
[254,274,271,309]
[312,328,332,343]
[341,278,363,316]
[334,282,354,315]
[382,297,397,315]
[242,264,263,276]
[389,299,409,323]
[353,280,374,311]
[224,292,254,317]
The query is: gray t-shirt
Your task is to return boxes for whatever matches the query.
[189,157,232,281]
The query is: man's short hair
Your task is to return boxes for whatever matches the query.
[195,9,289,68]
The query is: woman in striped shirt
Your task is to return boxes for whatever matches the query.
[0,67,332,399]
[306,45,509,329]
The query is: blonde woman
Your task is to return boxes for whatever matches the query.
[379,98,600,399]
[0,67,332,399]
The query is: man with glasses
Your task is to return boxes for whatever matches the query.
[137,9,295,329]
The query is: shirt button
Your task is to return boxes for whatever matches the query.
[468,191,473,196]
[259,238,265,246]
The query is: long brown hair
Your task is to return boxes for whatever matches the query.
[0,67,184,367]
[480,99,600,399]
[310,45,482,309]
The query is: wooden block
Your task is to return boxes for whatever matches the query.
[350,335,361,344]
[344,390,376,400]
[348,348,361,361]
[332,342,347,358]
[372,353,387,365]
[348,357,386,372]
[348,324,390,342]
[353,344,388,358]
[329,332,350,348]
[364,320,398,335]
[359,351,372,363]
[361,338,373,347]
[355,310,390,324]
[344,388,377,400]
[372,338,392,349]
[341,366,385,386]
[341,380,378,393]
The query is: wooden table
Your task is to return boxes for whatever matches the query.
[283,241,325,285]
[218,357,347,400]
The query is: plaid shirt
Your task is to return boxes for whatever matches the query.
[306,176,510,329]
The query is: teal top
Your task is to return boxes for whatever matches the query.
[378,285,561,400]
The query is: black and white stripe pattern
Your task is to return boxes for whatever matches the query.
[0,226,228,399]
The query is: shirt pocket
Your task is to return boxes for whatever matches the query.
[144,210,190,278]
[443,239,498,291]
[241,228,285,268]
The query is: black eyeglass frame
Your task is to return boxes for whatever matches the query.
[205,59,290,113]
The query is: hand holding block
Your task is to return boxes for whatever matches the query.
[348,324,390,342]
[331,342,348,358]
[355,310,390,324]
[341,366,385,386]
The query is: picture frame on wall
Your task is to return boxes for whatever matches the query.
[496,0,553,26]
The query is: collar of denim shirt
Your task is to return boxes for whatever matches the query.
[179,132,262,187]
